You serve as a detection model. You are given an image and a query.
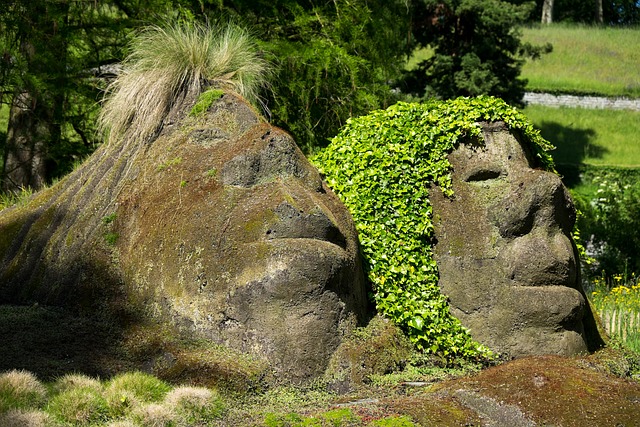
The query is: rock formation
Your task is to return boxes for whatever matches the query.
[431,121,603,357]
[0,91,369,383]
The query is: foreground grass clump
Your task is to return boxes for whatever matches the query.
[521,24,640,97]
[0,370,226,426]
[106,372,171,404]
[48,385,110,425]
[591,276,640,353]
[0,368,430,426]
[0,370,47,413]
[313,96,552,361]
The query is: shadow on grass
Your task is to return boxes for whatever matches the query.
[0,304,127,381]
[536,121,607,188]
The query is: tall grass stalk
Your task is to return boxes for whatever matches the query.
[590,276,640,352]
[98,22,270,145]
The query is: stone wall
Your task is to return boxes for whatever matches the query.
[524,92,640,111]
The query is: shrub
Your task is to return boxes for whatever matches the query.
[0,370,47,413]
[313,96,553,360]
[582,174,640,278]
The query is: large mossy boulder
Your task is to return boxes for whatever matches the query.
[0,92,369,383]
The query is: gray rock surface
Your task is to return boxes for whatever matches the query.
[430,122,603,357]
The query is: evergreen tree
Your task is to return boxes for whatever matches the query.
[209,1,413,153]
[402,0,537,106]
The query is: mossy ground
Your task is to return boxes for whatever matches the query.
[1,302,639,425]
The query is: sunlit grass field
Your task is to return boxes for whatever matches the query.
[520,24,640,97]
[522,105,640,167]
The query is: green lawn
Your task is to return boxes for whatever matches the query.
[523,105,640,167]
[521,24,640,97]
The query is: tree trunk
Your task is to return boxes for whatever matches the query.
[595,0,603,23]
[1,1,69,192]
[541,0,554,24]
[1,90,49,192]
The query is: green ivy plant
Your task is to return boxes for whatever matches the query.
[312,96,554,361]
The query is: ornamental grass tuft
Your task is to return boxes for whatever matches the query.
[98,22,270,145]
[0,408,51,427]
[106,371,171,404]
[47,386,110,425]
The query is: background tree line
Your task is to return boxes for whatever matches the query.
[1,0,638,193]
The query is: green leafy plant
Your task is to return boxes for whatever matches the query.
[313,96,554,360]
[101,213,117,225]
[104,232,119,246]
[157,157,182,172]
[592,176,640,276]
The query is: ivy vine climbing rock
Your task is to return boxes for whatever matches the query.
[313,96,603,360]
